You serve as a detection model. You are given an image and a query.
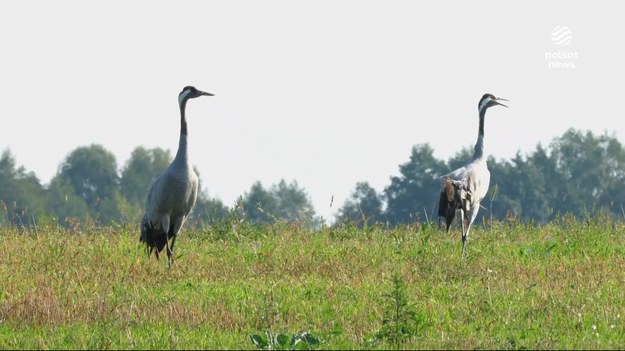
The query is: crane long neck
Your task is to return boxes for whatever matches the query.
[179,100,188,136]
[472,108,486,160]
[174,100,189,165]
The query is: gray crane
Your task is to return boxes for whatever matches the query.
[140,86,213,267]
[437,93,508,256]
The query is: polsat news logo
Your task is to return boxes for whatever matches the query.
[545,26,578,69]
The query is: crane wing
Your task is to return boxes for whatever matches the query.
[442,159,490,207]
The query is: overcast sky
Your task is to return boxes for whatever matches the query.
[1,1,623,223]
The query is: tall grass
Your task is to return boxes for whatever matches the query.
[1,215,624,349]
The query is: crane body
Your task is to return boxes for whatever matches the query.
[140,86,212,267]
[438,93,507,256]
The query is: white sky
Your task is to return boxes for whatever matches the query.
[1,1,624,223]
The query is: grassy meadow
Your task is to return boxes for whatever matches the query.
[1,216,625,349]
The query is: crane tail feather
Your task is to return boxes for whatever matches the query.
[438,177,464,232]
[140,213,168,258]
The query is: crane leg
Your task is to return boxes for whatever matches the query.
[462,207,480,257]
[160,216,173,268]
[463,220,475,257]
[460,211,467,256]
[166,231,177,268]
[169,235,177,267]
[167,216,186,268]
[460,210,467,257]
[165,233,173,268]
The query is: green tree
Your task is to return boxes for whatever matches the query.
[487,153,551,222]
[549,129,625,218]
[485,130,625,223]
[271,180,316,224]
[337,181,384,227]
[512,149,554,221]
[0,150,45,228]
[188,190,229,227]
[596,135,625,215]
[56,144,122,224]
[241,180,319,226]
[44,176,91,228]
[242,181,278,223]
[485,156,521,221]
[384,144,449,225]
[187,166,229,227]
[120,146,172,208]
[530,143,565,220]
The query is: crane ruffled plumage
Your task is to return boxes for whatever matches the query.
[437,93,507,256]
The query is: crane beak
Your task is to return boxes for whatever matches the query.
[494,97,508,108]
[200,91,214,97]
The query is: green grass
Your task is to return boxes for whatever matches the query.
[1,216,625,349]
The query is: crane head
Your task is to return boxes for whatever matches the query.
[179,86,213,106]
[478,93,508,112]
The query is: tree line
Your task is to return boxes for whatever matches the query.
[0,144,320,230]
[337,128,625,227]
[2,128,624,230]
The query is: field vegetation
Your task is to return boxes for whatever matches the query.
[2,215,625,349]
